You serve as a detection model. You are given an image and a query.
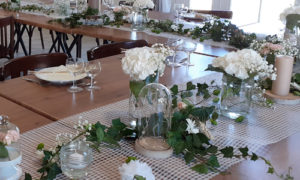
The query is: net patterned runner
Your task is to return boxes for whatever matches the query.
[20,72,300,180]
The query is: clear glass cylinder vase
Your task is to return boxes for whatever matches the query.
[220,75,253,120]
[131,8,148,31]
[129,73,159,127]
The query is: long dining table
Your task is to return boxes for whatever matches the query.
[0,9,234,57]
[0,53,299,179]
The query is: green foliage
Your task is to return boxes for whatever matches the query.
[37,143,44,150]
[134,175,146,180]
[126,156,137,163]
[0,142,8,158]
[286,14,300,31]
[24,173,32,180]
[235,116,245,123]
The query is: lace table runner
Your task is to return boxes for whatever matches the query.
[20,72,300,179]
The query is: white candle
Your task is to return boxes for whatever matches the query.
[271,55,294,96]
[68,152,87,169]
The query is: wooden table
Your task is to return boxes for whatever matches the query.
[0,96,53,133]
[0,9,234,57]
[0,53,215,120]
[0,54,299,179]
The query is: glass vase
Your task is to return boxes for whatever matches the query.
[131,8,148,31]
[129,73,159,127]
[220,75,253,120]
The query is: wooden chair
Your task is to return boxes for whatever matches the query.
[0,16,14,59]
[87,40,148,61]
[190,10,233,19]
[0,53,68,80]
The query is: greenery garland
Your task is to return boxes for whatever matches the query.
[0,2,54,15]
[24,81,293,180]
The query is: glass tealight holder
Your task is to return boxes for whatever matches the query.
[135,83,173,159]
[60,140,93,179]
[0,115,22,180]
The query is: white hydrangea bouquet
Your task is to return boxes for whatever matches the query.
[133,0,155,10]
[280,6,300,28]
[207,49,276,120]
[210,49,276,81]
[122,43,173,119]
[122,44,173,97]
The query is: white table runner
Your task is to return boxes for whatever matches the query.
[20,72,300,179]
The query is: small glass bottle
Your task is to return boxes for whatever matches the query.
[0,115,22,180]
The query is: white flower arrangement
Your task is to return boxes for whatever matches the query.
[250,39,299,57]
[212,49,276,80]
[121,44,173,81]
[186,118,213,139]
[133,0,155,9]
[119,159,155,180]
[280,6,300,23]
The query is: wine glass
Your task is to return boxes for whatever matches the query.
[166,38,183,67]
[177,40,197,66]
[66,58,85,93]
[174,4,184,23]
[85,61,102,91]
[70,0,77,14]
[103,0,114,9]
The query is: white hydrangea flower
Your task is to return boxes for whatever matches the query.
[121,45,173,81]
[133,0,154,9]
[186,118,199,134]
[212,49,276,80]
[280,6,300,23]
[171,24,179,32]
[119,160,155,180]
[35,150,44,160]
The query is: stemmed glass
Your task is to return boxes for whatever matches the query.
[177,41,197,66]
[103,0,114,9]
[85,61,102,91]
[166,38,183,67]
[174,4,184,23]
[66,58,85,93]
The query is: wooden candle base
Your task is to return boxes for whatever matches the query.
[135,137,173,159]
[265,90,300,105]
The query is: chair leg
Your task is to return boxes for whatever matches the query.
[38,27,45,49]
[96,38,100,46]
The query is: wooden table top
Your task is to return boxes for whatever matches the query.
[0,54,215,120]
[0,9,234,57]
[0,96,53,133]
[0,53,298,179]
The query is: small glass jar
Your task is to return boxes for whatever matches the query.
[135,83,173,159]
[220,75,253,119]
[131,8,148,31]
[0,115,22,180]
[60,140,93,179]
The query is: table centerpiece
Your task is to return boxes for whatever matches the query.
[206,49,276,121]
[121,43,173,125]
[131,0,154,31]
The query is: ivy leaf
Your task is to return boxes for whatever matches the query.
[172,97,178,109]
[187,82,196,91]
[211,112,219,120]
[96,127,105,143]
[213,89,221,96]
[208,155,220,168]
[191,164,209,174]
[112,118,126,130]
[267,167,274,174]
[37,143,44,150]
[170,85,178,95]
[220,146,234,158]
[239,147,249,157]
[184,151,194,164]
[0,142,9,158]
[47,163,62,180]
[134,175,146,180]
[126,156,137,164]
[235,116,245,123]
[207,145,218,154]
[251,153,258,161]
[25,173,32,180]
[174,141,185,154]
